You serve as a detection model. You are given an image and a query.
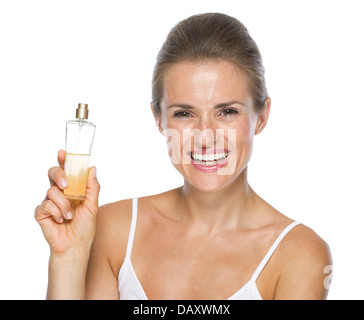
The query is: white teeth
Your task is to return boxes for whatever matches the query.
[191,152,228,165]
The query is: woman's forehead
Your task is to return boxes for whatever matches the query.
[162,61,251,106]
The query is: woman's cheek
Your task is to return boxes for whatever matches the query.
[164,127,183,165]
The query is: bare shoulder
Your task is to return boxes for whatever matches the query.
[97,199,133,234]
[273,223,332,299]
[280,224,331,266]
[93,199,133,273]
[95,188,178,238]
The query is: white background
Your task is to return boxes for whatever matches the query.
[0,0,363,300]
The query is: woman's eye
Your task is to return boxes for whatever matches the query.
[221,109,238,117]
[174,111,191,118]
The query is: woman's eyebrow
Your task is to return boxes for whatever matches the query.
[214,101,246,109]
[167,101,246,110]
[167,104,194,110]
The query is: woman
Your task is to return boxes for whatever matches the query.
[35,13,332,300]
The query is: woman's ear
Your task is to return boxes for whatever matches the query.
[255,97,271,135]
[151,102,164,136]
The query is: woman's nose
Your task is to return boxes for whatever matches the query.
[197,114,216,131]
[193,116,216,147]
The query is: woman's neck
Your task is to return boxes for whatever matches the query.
[177,169,259,233]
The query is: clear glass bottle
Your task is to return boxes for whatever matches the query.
[64,103,96,200]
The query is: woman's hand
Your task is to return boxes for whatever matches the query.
[35,149,101,256]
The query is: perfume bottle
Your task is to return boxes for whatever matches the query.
[64,103,96,200]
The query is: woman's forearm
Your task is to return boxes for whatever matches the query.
[46,249,90,300]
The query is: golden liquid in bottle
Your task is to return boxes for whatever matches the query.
[64,153,90,200]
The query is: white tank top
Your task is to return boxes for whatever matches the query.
[118,198,301,300]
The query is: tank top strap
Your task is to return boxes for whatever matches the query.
[251,221,301,282]
[125,197,138,260]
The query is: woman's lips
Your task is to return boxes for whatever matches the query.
[188,149,230,173]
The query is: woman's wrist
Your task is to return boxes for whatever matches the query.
[50,245,91,262]
[47,247,91,300]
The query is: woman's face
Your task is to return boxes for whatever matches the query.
[155,61,270,192]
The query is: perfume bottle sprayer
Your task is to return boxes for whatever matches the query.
[64,103,96,200]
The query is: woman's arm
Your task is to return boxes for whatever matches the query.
[35,150,101,300]
[47,249,90,300]
[85,201,132,299]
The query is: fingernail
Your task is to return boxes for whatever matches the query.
[60,178,68,189]
[59,217,64,224]
[93,167,97,178]
[66,211,73,220]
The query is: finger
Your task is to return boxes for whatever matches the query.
[46,186,73,220]
[84,166,100,213]
[57,149,65,169]
[48,166,68,190]
[35,199,64,224]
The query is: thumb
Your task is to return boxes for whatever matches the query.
[84,166,100,211]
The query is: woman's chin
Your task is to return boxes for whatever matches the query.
[183,173,234,193]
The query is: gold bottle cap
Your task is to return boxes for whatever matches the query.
[76,103,89,119]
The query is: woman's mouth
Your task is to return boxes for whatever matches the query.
[189,150,230,172]
[190,151,228,166]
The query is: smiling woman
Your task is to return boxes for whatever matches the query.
[35,12,332,300]
[158,60,259,191]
